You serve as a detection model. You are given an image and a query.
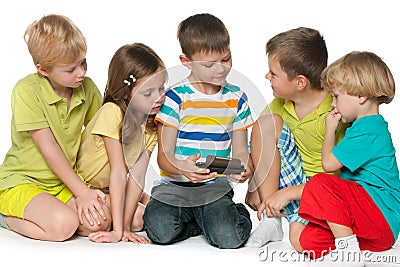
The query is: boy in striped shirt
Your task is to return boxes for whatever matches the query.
[143,13,254,249]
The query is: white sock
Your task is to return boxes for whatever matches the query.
[310,235,364,267]
[0,213,9,230]
[245,212,283,248]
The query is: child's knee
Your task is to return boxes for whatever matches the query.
[50,211,80,241]
[142,204,180,244]
[206,221,251,249]
[130,204,145,232]
[76,205,112,236]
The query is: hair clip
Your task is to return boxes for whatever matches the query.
[124,74,136,86]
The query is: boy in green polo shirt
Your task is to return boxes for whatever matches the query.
[245,27,347,249]
[0,14,110,241]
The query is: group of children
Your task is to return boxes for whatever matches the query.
[0,12,398,266]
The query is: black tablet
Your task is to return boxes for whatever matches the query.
[196,156,245,174]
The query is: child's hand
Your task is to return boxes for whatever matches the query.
[122,230,148,244]
[325,109,341,133]
[75,188,108,226]
[257,189,290,220]
[227,159,253,183]
[88,230,122,243]
[179,153,218,183]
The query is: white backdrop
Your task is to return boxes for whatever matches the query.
[0,0,399,177]
[0,1,399,265]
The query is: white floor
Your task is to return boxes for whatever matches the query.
[1,183,399,267]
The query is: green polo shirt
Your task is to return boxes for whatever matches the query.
[260,94,346,177]
[0,73,102,190]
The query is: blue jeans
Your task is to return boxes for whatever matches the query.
[143,180,251,249]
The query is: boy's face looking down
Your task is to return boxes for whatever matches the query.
[37,57,88,92]
[180,49,232,88]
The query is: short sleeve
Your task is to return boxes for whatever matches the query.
[332,131,376,172]
[265,98,285,116]
[91,103,123,140]
[155,89,181,129]
[12,80,49,131]
[145,128,158,152]
[233,91,254,131]
[82,78,102,126]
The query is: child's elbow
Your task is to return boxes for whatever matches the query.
[322,159,336,173]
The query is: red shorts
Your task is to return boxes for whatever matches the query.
[298,173,394,258]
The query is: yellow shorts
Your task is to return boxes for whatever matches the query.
[0,183,73,219]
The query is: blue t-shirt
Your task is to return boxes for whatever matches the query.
[333,115,400,241]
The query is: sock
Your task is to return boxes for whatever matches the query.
[0,213,9,230]
[245,212,283,247]
[310,235,364,267]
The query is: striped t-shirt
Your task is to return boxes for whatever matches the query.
[155,80,254,182]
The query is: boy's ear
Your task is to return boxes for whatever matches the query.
[36,64,49,77]
[179,54,192,69]
[358,95,368,104]
[296,75,308,91]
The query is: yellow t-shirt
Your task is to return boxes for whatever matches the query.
[0,73,102,190]
[76,102,158,188]
[260,94,346,177]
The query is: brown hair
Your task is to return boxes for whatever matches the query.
[266,27,327,88]
[177,13,230,59]
[321,51,395,104]
[103,43,165,142]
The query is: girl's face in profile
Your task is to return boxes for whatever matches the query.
[128,69,166,117]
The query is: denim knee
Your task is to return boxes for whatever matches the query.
[143,199,176,244]
[200,197,252,249]
[143,198,200,244]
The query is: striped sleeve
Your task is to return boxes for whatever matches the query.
[232,89,254,131]
[155,89,181,129]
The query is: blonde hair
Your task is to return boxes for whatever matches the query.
[321,51,395,104]
[24,14,87,70]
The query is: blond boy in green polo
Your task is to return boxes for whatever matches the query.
[0,14,110,241]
